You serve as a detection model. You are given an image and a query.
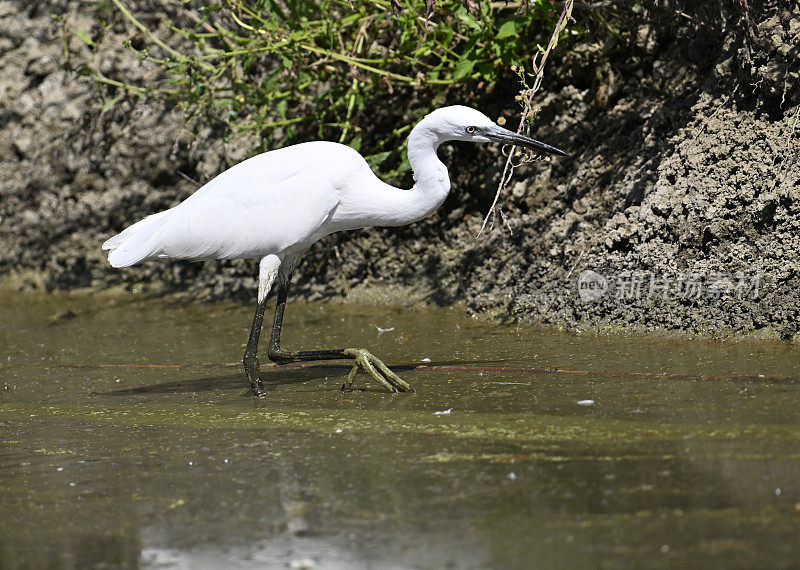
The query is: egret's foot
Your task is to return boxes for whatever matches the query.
[247,377,267,398]
[341,348,413,393]
[243,359,267,398]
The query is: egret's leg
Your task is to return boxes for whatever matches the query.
[266,273,347,364]
[242,255,282,398]
[266,273,413,393]
[243,297,269,397]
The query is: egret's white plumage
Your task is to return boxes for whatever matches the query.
[103,107,502,272]
[102,105,568,396]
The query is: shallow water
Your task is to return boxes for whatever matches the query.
[1,291,799,569]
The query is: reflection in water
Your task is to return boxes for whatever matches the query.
[140,538,375,570]
[1,292,799,568]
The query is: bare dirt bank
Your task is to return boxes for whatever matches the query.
[1,1,798,340]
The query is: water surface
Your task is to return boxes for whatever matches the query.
[1,292,799,569]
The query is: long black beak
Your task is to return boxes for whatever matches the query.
[483,125,570,157]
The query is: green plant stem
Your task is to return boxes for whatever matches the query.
[110,0,215,71]
[91,72,149,94]
[230,117,306,130]
[299,43,454,85]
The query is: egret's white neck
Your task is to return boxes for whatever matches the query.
[407,123,451,207]
[329,119,452,231]
[368,121,451,227]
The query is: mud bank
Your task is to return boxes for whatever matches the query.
[1,1,798,339]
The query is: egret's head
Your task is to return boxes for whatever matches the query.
[420,105,569,157]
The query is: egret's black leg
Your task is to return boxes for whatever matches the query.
[267,273,348,364]
[262,272,413,393]
[243,296,269,397]
[242,274,343,398]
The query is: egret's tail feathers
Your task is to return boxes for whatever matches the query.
[103,211,171,268]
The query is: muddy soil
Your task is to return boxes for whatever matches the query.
[1,0,798,339]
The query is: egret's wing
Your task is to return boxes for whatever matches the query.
[179,145,311,206]
[157,171,339,261]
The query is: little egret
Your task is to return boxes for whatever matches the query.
[103,105,568,397]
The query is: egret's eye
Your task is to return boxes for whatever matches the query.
[465,126,476,134]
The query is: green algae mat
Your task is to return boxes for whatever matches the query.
[1,292,799,569]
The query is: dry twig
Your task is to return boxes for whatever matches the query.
[478,0,575,237]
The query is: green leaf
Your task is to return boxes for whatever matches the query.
[365,151,391,169]
[496,20,520,40]
[74,29,94,48]
[477,61,494,78]
[101,95,122,113]
[396,156,411,176]
[275,99,288,118]
[453,58,475,81]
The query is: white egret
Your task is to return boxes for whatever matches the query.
[103,105,568,397]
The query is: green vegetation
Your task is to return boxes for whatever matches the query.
[75,0,579,177]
